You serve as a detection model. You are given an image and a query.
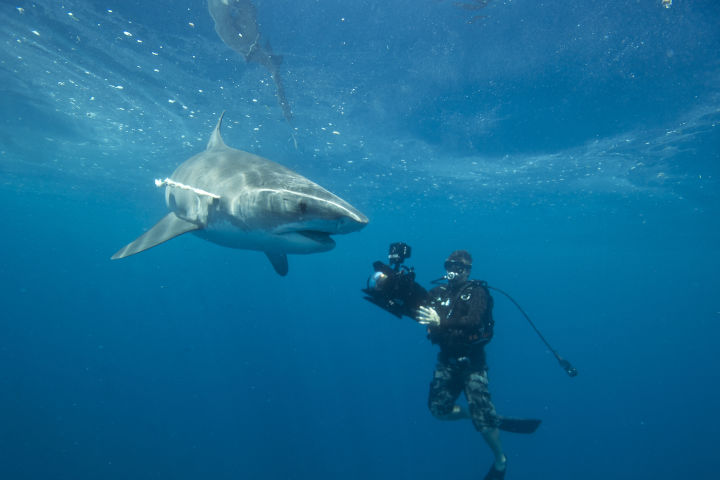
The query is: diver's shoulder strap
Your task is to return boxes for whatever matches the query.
[464,280,490,297]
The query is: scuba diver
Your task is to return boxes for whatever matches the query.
[364,244,556,480]
[418,249,508,480]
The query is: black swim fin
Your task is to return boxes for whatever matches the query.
[498,416,542,434]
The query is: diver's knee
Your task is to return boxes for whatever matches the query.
[428,402,453,419]
[430,404,465,420]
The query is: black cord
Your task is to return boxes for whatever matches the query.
[488,286,578,378]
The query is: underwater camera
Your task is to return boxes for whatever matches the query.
[362,242,428,318]
[388,242,411,268]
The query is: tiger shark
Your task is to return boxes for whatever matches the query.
[111,113,368,275]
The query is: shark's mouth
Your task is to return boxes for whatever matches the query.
[297,230,336,246]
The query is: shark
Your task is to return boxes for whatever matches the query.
[111,113,369,275]
[208,0,293,122]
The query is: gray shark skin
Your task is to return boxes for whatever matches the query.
[111,113,369,275]
[208,0,293,122]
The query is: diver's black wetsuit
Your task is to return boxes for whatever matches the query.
[424,280,500,431]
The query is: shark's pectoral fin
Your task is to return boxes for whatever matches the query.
[111,213,201,260]
[264,252,288,276]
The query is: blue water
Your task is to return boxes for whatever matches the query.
[1,1,719,479]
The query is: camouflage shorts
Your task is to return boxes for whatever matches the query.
[428,354,500,431]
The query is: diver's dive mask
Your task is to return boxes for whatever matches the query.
[444,260,470,280]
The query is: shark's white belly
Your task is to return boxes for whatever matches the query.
[194,218,334,254]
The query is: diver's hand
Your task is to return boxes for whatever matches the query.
[416,306,440,326]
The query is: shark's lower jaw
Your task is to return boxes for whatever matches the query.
[283,230,336,252]
[296,230,334,246]
[194,226,336,254]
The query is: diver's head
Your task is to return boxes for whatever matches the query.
[444,250,472,284]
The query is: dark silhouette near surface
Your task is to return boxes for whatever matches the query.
[208,0,293,122]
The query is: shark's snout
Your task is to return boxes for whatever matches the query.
[335,210,369,233]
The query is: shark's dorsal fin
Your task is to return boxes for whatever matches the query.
[206,111,228,151]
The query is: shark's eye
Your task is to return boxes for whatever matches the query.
[298,200,308,214]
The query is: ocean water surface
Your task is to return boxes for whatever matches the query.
[1,1,719,479]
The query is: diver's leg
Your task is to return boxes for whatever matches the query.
[466,368,506,471]
[480,427,506,470]
[428,357,465,420]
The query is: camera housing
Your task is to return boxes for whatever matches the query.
[388,242,411,269]
[362,243,428,318]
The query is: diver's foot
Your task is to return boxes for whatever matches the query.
[483,460,506,480]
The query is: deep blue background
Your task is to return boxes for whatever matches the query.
[1,1,719,479]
